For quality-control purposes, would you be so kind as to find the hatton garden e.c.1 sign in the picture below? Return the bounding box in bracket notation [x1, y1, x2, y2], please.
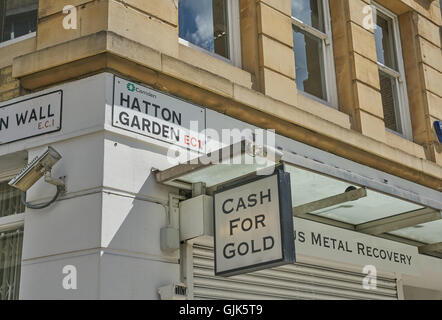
[213, 169, 295, 277]
[112, 76, 206, 153]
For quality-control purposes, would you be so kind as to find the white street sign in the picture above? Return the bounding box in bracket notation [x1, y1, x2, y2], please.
[113, 76, 206, 152]
[0, 91, 62, 145]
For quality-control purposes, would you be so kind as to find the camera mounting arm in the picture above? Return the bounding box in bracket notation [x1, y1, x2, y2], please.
[21, 168, 66, 210]
[43, 170, 66, 192]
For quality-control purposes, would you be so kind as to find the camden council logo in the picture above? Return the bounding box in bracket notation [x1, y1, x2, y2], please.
[127, 83, 136, 92]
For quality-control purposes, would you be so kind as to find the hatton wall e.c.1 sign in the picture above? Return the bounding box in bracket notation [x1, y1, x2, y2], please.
[0, 91, 62, 145]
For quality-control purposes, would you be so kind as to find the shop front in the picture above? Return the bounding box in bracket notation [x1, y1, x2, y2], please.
[1, 73, 441, 299]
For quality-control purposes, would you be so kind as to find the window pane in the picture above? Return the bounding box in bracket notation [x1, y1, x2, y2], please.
[5, 0, 37, 12]
[1, 0, 38, 42]
[0, 181, 25, 218]
[379, 71, 402, 133]
[212, 0, 230, 59]
[374, 13, 397, 70]
[293, 26, 327, 101]
[2, 22, 12, 42]
[179, 0, 230, 59]
[291, 0, 325, 32]
[0, 227, 24, 300]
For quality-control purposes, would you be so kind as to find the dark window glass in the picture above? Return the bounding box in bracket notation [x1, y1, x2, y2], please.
[291, 0, 324, 32]
[1, 0, 38, 43]
[2, 21, 12, 42]
[379, 71, 402, 133]
[179, 0, 230, 59]
[293, 26, 327, 101]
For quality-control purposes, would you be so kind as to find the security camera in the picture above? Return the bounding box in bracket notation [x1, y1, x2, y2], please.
[9, 146, 66, 210]
[9, 146, 62, 192]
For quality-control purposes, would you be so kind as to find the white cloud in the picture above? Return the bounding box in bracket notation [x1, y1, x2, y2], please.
[189, 12, 214, 51]
[291, 0, 312, 25]
[182, 0, 215, 52]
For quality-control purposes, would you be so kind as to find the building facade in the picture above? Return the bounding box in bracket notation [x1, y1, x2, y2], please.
[0, 0, 441, 300]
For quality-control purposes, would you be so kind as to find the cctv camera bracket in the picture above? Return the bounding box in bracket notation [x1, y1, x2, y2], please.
[43, 170, 66, 194]
[21, 168, 66, 210]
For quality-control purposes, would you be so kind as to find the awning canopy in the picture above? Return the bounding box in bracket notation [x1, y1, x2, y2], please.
[155, 140, 442, 258]
[155, 140, 282, 190]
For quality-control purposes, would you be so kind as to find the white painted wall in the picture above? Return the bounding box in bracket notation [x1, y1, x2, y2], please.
[13, 73, 181, 299]
[402, 254, 442, 293]
[403, 285, 442, 300]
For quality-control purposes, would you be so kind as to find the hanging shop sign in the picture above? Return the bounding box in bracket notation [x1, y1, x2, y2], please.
[0, 91, 63, 145]
[112, 76, 206, 152]
[213, 170, 295, 277]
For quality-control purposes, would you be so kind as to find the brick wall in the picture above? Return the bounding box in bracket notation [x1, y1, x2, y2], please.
[0, 66, 20, 103]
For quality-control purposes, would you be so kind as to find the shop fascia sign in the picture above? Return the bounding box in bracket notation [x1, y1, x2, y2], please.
[112, 76, 206, 153]
[213, 169, 295, 277]
[0, 91, 62, 145]
[294, 218, 420, 276]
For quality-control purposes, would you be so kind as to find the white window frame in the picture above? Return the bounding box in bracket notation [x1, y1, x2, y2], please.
[0, 170, 26, 231]
[291, 0, 338, 108]
[0, 211, 25, 233]
[372, 2, 413, 140]
[0, 31, 35, 49]
[178, 0, 242, 68]
[0, 172, 24, 301]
